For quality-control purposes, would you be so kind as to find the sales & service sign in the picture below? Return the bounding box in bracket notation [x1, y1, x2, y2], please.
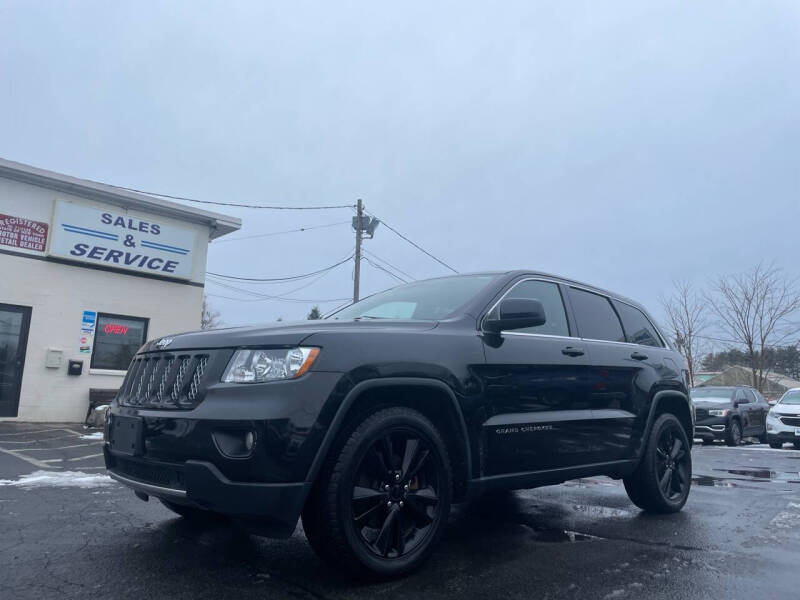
[0, 213, 49, 253]
[49, 200, 197, 280]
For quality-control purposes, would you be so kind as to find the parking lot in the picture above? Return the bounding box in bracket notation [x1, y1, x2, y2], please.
[1, 423, 799, 600]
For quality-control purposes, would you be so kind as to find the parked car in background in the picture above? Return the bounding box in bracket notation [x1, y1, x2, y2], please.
[766, 388, 800, 449]
[691, 386, 768, 446]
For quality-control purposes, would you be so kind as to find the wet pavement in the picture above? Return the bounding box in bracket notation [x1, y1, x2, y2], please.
[1, 423, 799, 599]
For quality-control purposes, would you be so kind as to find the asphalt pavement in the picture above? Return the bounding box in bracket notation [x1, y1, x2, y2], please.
[1, 422, 799, 599]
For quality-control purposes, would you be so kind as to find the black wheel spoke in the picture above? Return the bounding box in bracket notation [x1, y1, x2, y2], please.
[375, 507, 399, 556]
[670, 439, 683, 460]
[394, 510, 405, 556]
[405, 495, 434, 527]
[401, 438, 421, 480]
[659, 467, 672, 493]
[405, 450, 430, 483]
[408, 486, 438, 506]
[365, 447, 390, 478]
[380, 435, 397, 471]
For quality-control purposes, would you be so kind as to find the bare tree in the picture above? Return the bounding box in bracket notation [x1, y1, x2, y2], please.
[707, 263, 800, 392]
[661, 280, 708, 386]
[201, 294, 222, 330]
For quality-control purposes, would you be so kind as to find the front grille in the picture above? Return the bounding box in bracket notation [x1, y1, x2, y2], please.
[780, 416, 800, 427]
[118, 351, 215, 409]
[115, 457, 185, 490]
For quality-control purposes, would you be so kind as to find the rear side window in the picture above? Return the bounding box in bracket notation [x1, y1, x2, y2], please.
[488, 280, 570, 336]
[613, 301, 663, 347]
[567, 288, 625, 342]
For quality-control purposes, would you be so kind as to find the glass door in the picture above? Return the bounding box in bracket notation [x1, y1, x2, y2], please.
[0, 303, 32, 417]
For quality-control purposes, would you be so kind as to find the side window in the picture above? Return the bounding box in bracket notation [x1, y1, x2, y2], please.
[737, 389, 750, 403]
[613, 301, 663, 347]
[567, 288, 625, 342]
[488, 280, 570, 336]
[743, 389, 756, 403]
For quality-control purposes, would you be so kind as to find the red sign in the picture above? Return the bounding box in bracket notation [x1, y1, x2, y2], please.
[0, 213, 49, 253]
[103, 323, 129, 335]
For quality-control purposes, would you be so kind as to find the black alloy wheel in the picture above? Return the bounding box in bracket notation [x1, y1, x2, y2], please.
[302, 406, 452, 577]
[349, 430, 441, 559]
[623, 413, 692, 513]
[654, 426, 690, 502]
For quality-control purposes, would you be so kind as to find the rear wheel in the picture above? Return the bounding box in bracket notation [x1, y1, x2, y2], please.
[302, 407, 452, 578]
[794, 442, 800, 450]
[758, 430, 768, 444]
[726, 419, 742, 447]
[623, 413, 692, 514]
[769, 441, 783, 449]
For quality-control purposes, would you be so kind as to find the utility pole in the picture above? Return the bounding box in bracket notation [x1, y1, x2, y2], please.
[353, 199, 363, 303]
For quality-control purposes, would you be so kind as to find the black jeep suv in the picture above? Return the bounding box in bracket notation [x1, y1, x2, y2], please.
[104, 271, 693, 577]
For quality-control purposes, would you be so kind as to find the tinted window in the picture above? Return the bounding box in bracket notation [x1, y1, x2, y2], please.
[568, 288, 625, 342]
[743, 389, 756, 403]
[736, 389, 749, 403]
[488, 280, 570, 336]
[613, 301, 663, 347]
[91, 314, 148, 371]
[333, 275, 494, 321]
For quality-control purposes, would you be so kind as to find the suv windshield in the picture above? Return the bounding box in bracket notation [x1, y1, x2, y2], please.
[332, 275, 495, 321]
[690, 389, 733, 404]
[779, 390, 800, 405]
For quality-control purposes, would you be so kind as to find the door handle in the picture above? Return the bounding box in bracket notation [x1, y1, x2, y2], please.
[630, 351, 648, 361]
[562, 346, 585, 357]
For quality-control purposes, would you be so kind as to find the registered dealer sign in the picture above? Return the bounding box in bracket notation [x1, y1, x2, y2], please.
[48, 199, 197, 280]
[0, 213, 49, 253]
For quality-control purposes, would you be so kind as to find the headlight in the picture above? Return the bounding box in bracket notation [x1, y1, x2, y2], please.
[708, 409, 728, 417]
[222, 347, 320, 383]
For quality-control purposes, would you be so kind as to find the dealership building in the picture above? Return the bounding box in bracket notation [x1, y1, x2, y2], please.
[0, 158, 240, 422]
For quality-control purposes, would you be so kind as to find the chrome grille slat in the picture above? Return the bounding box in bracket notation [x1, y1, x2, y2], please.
[118, 352, 214, 410]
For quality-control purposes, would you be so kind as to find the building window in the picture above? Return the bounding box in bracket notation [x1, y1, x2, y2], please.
[90, 313, 149, 371]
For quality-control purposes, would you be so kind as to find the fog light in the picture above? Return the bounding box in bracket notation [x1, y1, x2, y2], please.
[245, 431, 255, 451]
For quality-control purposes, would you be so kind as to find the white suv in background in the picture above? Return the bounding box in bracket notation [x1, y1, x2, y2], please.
[767, 388, 800, 449]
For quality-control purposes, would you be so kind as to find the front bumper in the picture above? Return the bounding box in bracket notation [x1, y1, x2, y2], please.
[694, 419, 727, 440]
[104, 446, 309, 536]
[767, 415, 800, 443]
[103, 370, 344, 536]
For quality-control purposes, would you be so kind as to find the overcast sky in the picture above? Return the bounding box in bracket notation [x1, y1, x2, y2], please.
[2, 1, 799, 336]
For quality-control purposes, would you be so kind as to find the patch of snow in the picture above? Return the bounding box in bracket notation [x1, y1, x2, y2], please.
[80, 432, 104, 440]
[0, 470, 114, 489]
[93, 405, 109, 411]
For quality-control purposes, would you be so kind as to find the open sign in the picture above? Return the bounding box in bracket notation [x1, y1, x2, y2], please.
[103, 323, 129, 335]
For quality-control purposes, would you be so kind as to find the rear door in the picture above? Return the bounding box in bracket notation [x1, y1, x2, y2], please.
[564, 288, 667, 464]
[479, 278, 594, 475]
[738, 389, 758, 434]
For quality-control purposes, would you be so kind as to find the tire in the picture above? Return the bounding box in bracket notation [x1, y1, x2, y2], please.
[759, 430, 768, 444]
[725, 419, 742, 447]
[302, 406, 452, 578]
[701, 439, 714, 446]
[794, 442, 800, 450]
[623, 413, 692, 514]
[159, 499, 223, 521]
[769, 441, 783, 449]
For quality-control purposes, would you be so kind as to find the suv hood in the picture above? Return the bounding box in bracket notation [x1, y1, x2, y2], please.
[693, 401, 733, 410]
[139, 319, 438, 352]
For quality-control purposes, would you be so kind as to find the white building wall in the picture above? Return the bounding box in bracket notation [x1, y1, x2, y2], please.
[0, 176, 211, 422]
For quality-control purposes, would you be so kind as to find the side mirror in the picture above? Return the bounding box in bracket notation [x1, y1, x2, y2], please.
[484, 298, 546, 333]
[769, 400, 777, 406]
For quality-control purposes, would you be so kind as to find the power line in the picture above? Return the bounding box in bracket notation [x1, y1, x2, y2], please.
[212, 221, 350, 244]
[111, 184, 355, 210]
[366, 211, 458, 274]
[207, 292, 350, 304]
[363, 249, 416, 281]
[207, 278, 350, 303]
[364, 256, 407, 284]
[207, 254, 353, 282]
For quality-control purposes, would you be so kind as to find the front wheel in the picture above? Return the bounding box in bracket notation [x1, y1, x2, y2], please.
[623, 413, 692, 514]
[769, 441, 783, 449]
[726, 419, 742, 447]
[302, 407, 452, 578]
